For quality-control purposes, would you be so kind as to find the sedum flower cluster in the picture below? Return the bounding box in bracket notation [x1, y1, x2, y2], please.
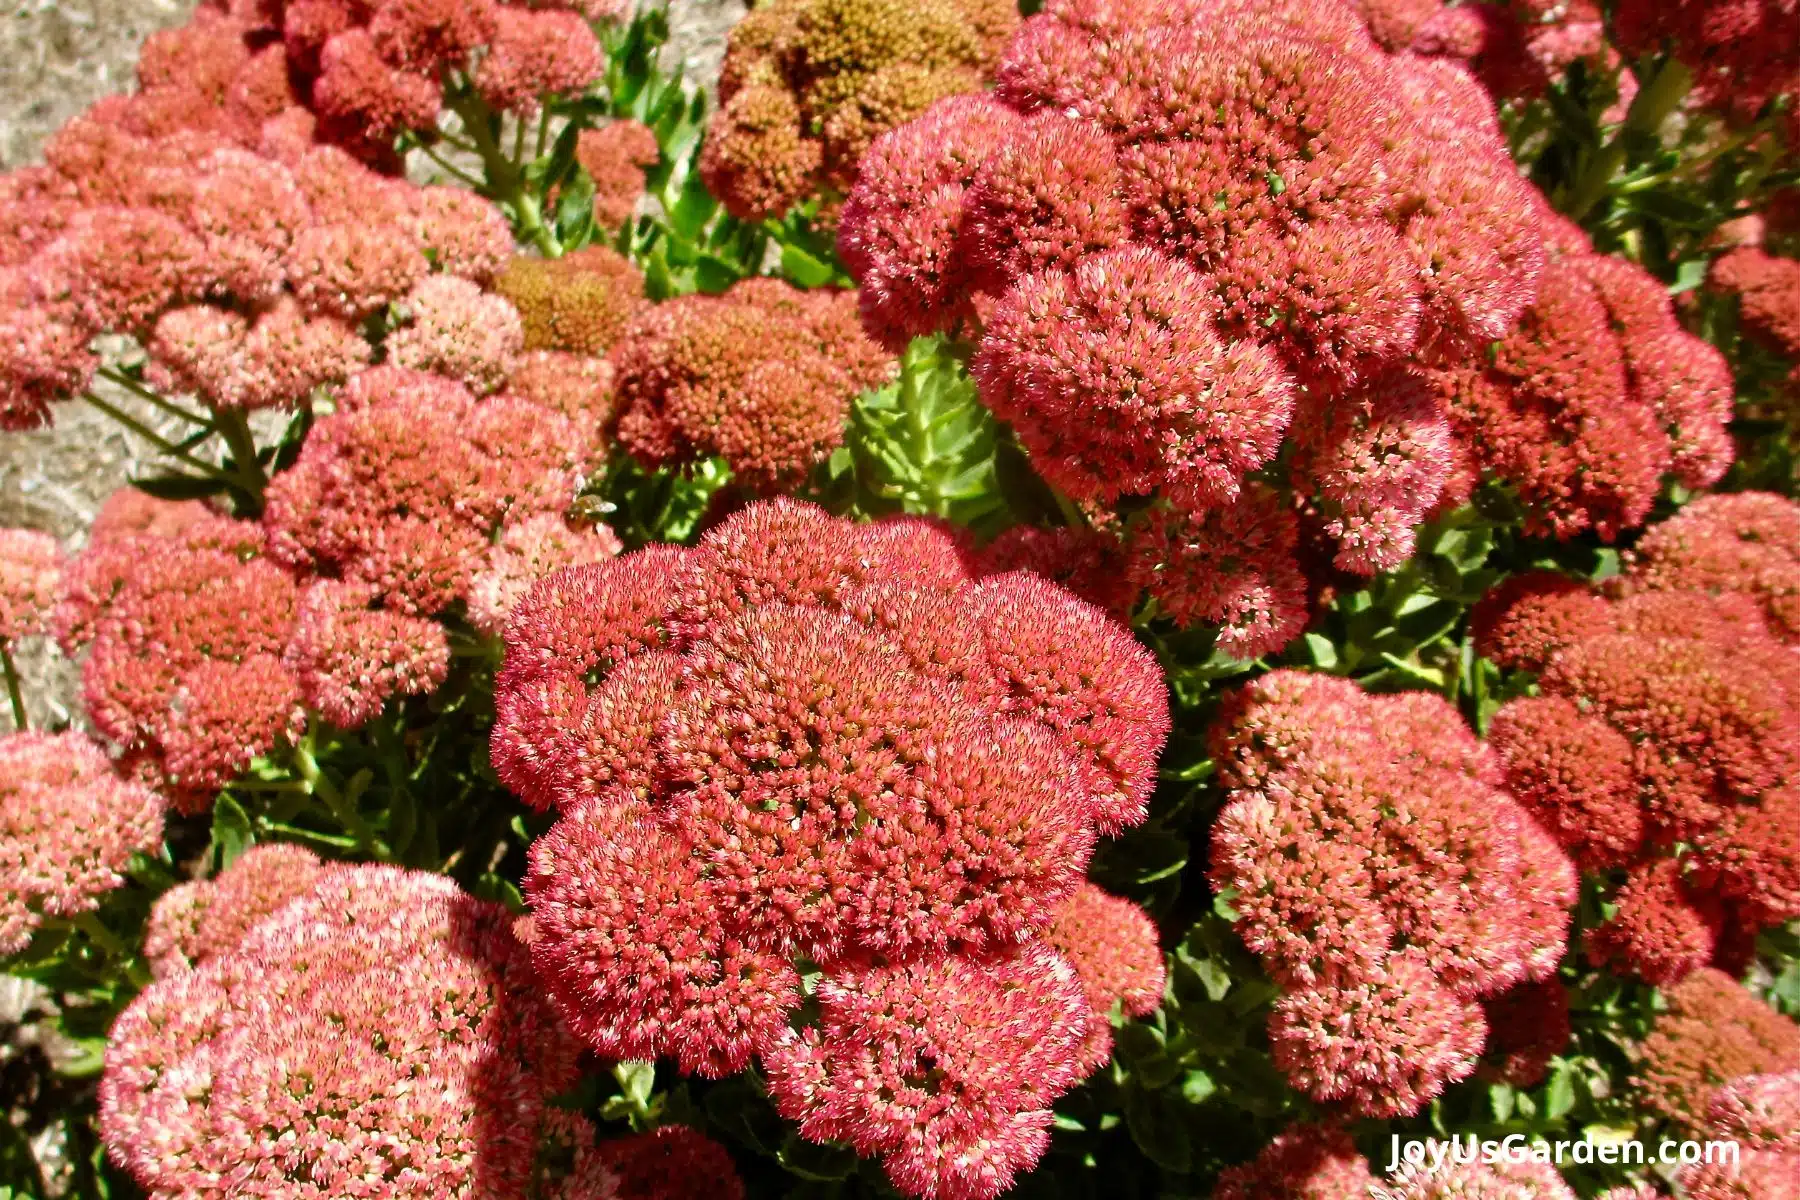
[102, 856, 744, 1198]
[1479, 493, 1800, 984]
[498, 499, 1169, 1199]
[838, 0, 1549, 653]
[610, 278, 895, 492]
[701, 0, 1020, 221]
[0, 731, 163, 956]
[1208, 670, 1577, 1116]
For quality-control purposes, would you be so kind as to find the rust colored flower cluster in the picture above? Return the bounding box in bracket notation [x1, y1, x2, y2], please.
[493, 246, 649, 357]
[1479, 497, 1800, 984]
[610, 279, 894, 493]
[576, 121, 660, 229]
[1635, 968, 1800, 1135]
[499, 500, 1170, 1199]
[838, 0, 1549, 644]
[1209, 670, 1577, 1116]
[1614, 0, 1800, 124]
[55, 501, 306, 808]
[701, 0, 1019, 221]
[99, 862, 662, 1199]
[264, 363, 599, 623]
[0, 72, 518, 426]
[1435, 211, 1734, 541]
[1682, 1070, 1800, 1200]
[0, 527, 60, 642]
[0, 731, 163, 957]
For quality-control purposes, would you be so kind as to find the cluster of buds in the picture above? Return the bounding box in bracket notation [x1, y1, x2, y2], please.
[1711, 245, 1800, 395]
[498, 500, 1169, 1199]
[1209, 670, 1577, 1117]
[1479, 493, 1800, 984]
[610, 278, 895, 492]
[1435, 208, 1734, 541]
[837, 0, 1550, 655]
[701, 0, 1019, 221]
[102, 858, 740, 1198]
[0, 731, 163, 957]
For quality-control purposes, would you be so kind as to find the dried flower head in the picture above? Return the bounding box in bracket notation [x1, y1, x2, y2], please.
[1637, 968, 1800, 1136]
[701, 0, 1019, 220]
[492, 248, 648, 356]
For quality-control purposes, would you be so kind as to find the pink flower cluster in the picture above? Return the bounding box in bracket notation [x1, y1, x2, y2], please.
[0, 528, 61, 642]
[142, 843, 325, 977]
[0, 74, 518, 426]
[100, 860, 678, 1199]
[264, 363, 608, 632]
[838, 0, 1548, 636]
[1209, 670, 1577, 1117]
[1436, 210, 1734, 541]
[1479, 494, 1800, 984]
[610, 279, 895, 492]
[575, 121, 661, 229]
[497, 499, 1170, 1199]
[55, 498, 308, 808]
[0, 731, 163, 957]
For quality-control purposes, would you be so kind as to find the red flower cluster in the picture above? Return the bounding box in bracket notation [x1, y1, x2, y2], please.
[567, 1126, 746, 1200]
[1625, 491, 1800, 646]
[98, 862, 650, 1199]
[701, 0, 1020, 221]
[0, 731, 163, 957]
[1614, 0, 1800, 124]
[1479, 978, 1572, 1088]
[1711, 245, 1800, 394]
[1214, 1125, 1380, 1200]
[1042, 881, 1166, 1070]
[1209, 670, 1576, 1116]
[1682, 1070, 1800, 1200]
[264, 363, 598, 619]
[0, 527, 60, 642]
[0, 75, 517, 426]
[500, 500, 1170, 1199]
[1435, 211, 1734, 541]
[143, 843, 324, 977]
[838, 0, 1549, 635]
[55, 502, 305, 808]
[1635, 968, 1800, 1135]
[971, 524, 1136, 620]
[611, 279, 894, 493]
[1358, 2, 1621, 108]
[493, 247, 649, 357]
[1479, 498, 1800, 983]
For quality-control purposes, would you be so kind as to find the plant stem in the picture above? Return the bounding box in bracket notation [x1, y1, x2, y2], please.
[81, 391, 236, 484]
[213, 407, 269, 506]
[97, 367, 211, 426]
[293, 729, 388, 859]
[449, 90, 563, 257]
[72, 911, 127, 957]
[1563, 55, 1693, 222]
[1, 639, 26, 731]
[418, 142, 486, 189]
[535, 107, 553, 159]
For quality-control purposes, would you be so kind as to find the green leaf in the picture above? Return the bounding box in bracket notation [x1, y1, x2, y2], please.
[776, 1134, 859, 1182]
[1545, 1062, 1577, 1119]
[130, 472, 230, 502]
[211, 794, 254, 870]
[474, 872, 525, 914]
[1180, 1070, 1217, 1105]
[1670, 258, 1709, 294]
[780, 244, 837, 288]
[669, 171, 717, 242]
[1123, 1087, 1192, 1174]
